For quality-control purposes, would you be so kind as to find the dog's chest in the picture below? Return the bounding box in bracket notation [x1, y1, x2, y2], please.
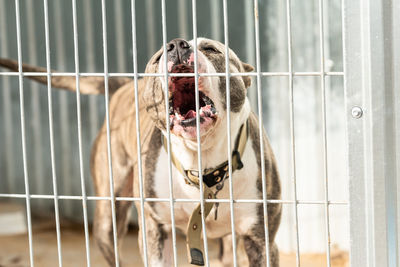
[150, 138, 260, 237]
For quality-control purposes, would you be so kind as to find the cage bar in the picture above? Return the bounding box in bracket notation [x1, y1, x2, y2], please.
[14, 0, 35, 266]
[130, 0, 149, 265]
[25, 0, 45, 203]
[71, 0, 92, 265]
[285, 0, 301, 266]
[100, 1, 120, 265]
[253, 0, 272, 265]
[222, 0, 239, 265]
[43, 0, 64, 265]
[160, 0, 179, 265]
[191, 0, 212, 266]
[317, 0, 332, 266]
[0, 71, 345, 77]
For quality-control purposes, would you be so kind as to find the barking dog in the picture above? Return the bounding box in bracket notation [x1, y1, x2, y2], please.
[0, 38, 281, 267]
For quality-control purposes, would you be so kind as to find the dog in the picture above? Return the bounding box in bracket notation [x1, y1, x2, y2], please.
[0, 37, 281, 267]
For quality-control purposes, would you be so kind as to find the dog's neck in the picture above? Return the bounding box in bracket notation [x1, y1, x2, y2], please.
[165, 99, 252, 171]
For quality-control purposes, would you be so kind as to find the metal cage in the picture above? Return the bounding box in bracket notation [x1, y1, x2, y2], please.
[0, 0, 399, 266]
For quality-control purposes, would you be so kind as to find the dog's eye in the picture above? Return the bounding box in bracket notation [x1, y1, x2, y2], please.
[203, 46, 220, 53]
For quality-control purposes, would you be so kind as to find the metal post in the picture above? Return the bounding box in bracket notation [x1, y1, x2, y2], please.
[343, 0, 400, 266]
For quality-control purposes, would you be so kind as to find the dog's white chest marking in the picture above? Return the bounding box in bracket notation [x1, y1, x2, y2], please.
[152, 136, 259, 238]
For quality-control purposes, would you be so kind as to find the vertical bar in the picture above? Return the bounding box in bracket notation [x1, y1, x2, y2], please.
[71, 0, 91, 265]
[100, 1, 120, 266]
[130, 0, 149, 265]
[344, 0, 399, 266]
[0, 1, 16, 194]
[394, 0, 400, 262]
[82, 0, 100, 141]
[253, 1, 271, 266]
[160, 1, 179, 265]
[25, 0, 45, 201]
[222, 0, 238, 266]
[53, 0, 73, 214]
[43, 0, 63, 265]
[14, 1, 35, 265]
[191, 0, 211, 266]
[317, 0, 332, 266]
[285, 0, 301, 266]
[245, 0, 256, 107]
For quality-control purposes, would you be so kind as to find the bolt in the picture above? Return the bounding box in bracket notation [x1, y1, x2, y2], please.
[351, 106, 363, 119]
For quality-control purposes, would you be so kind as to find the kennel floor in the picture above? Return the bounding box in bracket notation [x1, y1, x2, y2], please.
[0, 217, 348, 267]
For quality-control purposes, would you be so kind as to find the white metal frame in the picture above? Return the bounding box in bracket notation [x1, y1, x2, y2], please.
[343, 0, 400, 266]
[4, 0, 400, 266]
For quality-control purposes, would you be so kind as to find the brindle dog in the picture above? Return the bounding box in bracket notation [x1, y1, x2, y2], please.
[0, 38, 281, 267]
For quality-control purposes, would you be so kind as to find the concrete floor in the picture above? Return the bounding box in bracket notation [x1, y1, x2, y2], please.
[0, 218, 348, 267]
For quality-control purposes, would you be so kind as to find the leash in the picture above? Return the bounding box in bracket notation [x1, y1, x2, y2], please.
[162, 119, 249, 266]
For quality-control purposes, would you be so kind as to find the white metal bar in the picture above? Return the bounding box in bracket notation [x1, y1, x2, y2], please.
[0, 1, 16, 194]
[222, 1, 238, 266]
[0, 193, 348, 205]
[253, 0, 271, 265]
[0, 71, 345, 77]
[286, 0, 301, 266]
[53, 0, 73, 215]
[130, 0, 149, 265]
[71, 0, 92, 265]
[82, 0, 100, 141]
[394, 0, 400, 263]
[160, 1, 179, 266]
[191, 1, 211, 266]
[245, 0, 256, 107]
[25, 0, 45, 201]
[317, 0, 332, 266]
[43, 0, 63, 265]
[100, 1, 120, 266]
[14, 1, 35, 266]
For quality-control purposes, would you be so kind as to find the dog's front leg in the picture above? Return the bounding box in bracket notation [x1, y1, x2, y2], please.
[242, 226, 279, 267]
[137, 210, 173, 267]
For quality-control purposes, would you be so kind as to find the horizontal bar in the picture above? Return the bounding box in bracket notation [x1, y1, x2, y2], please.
[0, 193, 347, 205]
[0, 71, 345, 77]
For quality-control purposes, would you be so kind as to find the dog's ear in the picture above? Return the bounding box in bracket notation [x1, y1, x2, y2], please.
[242, 62, 254, 88]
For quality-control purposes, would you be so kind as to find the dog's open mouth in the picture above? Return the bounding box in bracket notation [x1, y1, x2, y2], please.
[168, 64, 217, 132]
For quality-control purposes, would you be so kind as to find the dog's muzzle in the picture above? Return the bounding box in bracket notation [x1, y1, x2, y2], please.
[164, 39, 218, 138]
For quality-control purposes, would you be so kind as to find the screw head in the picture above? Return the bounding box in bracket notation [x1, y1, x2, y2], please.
[351, 106, 363, 119]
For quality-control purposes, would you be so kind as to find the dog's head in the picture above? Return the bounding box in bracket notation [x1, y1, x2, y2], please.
[143, 37, 254, 141]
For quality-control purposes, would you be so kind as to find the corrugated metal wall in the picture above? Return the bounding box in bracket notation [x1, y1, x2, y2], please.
[0, 0, 346, 252]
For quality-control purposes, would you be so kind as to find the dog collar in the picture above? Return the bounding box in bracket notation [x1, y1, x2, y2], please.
[162, 119, 249, 188]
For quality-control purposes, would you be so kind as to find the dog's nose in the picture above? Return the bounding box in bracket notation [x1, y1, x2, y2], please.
[167, 38, 191, 64]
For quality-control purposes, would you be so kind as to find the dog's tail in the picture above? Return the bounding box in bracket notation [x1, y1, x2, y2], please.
[0, 58, 132, 95]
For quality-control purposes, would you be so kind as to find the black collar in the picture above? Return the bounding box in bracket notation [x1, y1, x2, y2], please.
[162, 119, 249, 188]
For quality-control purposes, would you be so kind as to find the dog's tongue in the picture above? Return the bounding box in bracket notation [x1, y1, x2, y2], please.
[184, 110, 196, 119]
